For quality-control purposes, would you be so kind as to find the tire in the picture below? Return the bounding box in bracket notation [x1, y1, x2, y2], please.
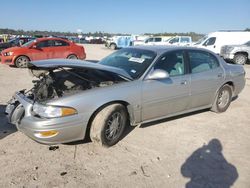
[110, 43, 117, 50]
[67, 54, 78, 59]
[14, 56, 29, 68]
[233, 54, 247, 65]
[90, 104, 128, 147]
[211, 84, 232, 113]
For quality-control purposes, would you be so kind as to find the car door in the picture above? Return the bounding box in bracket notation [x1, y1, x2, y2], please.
[141, 50, 191, 121]
[188, 50, 225, 109]
[29, 40, 51, 60]
[49, 39, 70, 58]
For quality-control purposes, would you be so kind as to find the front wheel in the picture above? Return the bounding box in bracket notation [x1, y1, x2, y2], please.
[233, 54, 247, 65]
[110, 43, 117, 50]
[15, 56, 29, 68]
[90, 104, 128, 147]
[211, 85, 232, 113]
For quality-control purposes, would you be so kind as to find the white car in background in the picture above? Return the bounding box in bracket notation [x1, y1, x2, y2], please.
[165, 36, 192, 46]
[143, 36, 171, 45]
[141, 36, 192, 46]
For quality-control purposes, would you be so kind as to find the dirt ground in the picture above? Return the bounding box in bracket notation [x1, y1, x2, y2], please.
[0, 44, 250, 188]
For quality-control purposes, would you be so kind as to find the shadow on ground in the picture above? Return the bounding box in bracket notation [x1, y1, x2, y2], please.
[0, 105, 17, 140]
[181, 138, 238, 188]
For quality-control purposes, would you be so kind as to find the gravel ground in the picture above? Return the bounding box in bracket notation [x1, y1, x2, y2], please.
[0, 44, 249, 188]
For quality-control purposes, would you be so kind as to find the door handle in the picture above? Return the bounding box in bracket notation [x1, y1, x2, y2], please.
[180, 80, 187, 85]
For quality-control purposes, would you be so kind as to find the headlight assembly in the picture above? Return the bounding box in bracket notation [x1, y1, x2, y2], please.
[32, 103, 77, 118]
[4, 52, 14, 56]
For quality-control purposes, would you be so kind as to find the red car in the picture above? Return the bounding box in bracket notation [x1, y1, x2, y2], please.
[0, 37, 86, 68]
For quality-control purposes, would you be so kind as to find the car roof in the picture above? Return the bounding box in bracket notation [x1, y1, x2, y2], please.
[36, 37, 70, 42]
[127, 45, 215, 55]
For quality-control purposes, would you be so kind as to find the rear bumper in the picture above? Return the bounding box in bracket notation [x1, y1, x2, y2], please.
[6, 92, 88, 144]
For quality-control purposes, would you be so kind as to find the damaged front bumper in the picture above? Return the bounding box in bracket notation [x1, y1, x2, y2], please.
[5, 91, 87, 144]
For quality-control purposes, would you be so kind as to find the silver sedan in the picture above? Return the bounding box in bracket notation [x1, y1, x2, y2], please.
[5, 46, 245, 146]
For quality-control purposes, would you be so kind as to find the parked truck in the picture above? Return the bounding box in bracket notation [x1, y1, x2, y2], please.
[105, 36, 133, 50]
[220, 40, 250, 64]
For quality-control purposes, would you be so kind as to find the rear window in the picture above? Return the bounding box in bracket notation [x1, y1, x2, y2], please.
[188, 51, 219, 73]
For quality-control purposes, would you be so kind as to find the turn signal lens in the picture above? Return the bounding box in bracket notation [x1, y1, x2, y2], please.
[36, 130, 58, 137]
[61, 107, 77, 116]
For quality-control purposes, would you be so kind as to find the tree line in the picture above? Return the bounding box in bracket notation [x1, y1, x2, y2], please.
[0, 28, 249, 41]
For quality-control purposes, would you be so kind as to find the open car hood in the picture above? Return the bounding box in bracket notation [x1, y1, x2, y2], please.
[28, 59, 133, 81]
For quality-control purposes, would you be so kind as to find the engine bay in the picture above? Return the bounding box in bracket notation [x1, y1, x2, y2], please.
[28, 67, 125, 102]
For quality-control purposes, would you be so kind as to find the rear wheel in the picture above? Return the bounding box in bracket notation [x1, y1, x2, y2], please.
[67, 54, 78, 59]
[211, 85, 232, 113]
[90, 104, 128, 147]
[233, 54, 247, 65]
[15, 56, 29, 68]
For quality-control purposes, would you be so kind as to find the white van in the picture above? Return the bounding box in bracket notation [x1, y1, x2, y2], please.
[194, 31, 250, 54]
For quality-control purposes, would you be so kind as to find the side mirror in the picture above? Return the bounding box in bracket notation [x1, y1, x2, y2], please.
[146, 69, 169, 80]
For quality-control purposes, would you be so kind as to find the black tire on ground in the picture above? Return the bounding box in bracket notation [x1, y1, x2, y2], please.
[233, 54, 247, 65]
[14, 56, 30, 68]
[110, 43, 117, 50]
[90, 104, 128, 147]
[211, 84, 232, 113]
[67, 54, 78, 59]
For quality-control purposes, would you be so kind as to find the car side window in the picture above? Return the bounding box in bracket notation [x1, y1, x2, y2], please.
[180, 37, 190, 43]
[36, 40, 50, 48]
[188, 51, 219, 73]
[147, 38, 153, 43]
[203, 37, 216, 46]
[154, 51, 185, 76]
[155, 38, 162, 42]
[54, 40, 69, 47]
[169, 37, 179, 44]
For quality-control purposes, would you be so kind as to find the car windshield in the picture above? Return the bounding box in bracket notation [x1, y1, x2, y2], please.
[22, 39, 36, 47]
[195, 35, 208, 45]
[99, 48, 157, 79]
[244, 41, 250, 46]
[8, 38, 18, 44]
